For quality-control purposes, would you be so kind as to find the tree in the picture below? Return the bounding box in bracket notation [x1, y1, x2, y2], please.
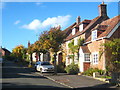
[21, 47, 27, 60]
[103, 39, 120, 85]
[76, 38, 84, 61]
[33, 41, 47, 61]
[68, 38, 84, 63]
[12, 45, 25, 61]
[27, 44, 34, 66]
[103, 39, 120, 72]
[68, 40, 78, 63]
[39, 27, 65, 74]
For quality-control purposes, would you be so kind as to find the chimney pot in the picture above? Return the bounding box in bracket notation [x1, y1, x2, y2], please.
[98, 2, 107, 16]
[76, 16, 80, 24]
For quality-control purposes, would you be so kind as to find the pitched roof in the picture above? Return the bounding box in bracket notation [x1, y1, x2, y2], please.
[63, 22, 76, 36]
[81, 46, 90, 53]
[65, 16, 109, 41]
[1, 48, 11, 53]
[85, 15, 120, 42]
[98, 15, 120, 38]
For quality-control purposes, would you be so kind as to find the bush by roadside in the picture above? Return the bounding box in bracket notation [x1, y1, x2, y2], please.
[57, 64, 66, 73]
[83, 68, 105, 76]
[65, 63, 79, 75]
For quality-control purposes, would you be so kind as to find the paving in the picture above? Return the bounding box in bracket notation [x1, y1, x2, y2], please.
[40, 73, 119, 89]
[3, 60, 119, 89]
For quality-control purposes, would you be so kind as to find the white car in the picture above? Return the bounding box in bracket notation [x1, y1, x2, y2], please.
[36, 61, 54, 73]
[34, 61, 41, 69]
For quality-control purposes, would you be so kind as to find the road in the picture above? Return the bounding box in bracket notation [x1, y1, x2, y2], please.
[2, 60, 68, 89]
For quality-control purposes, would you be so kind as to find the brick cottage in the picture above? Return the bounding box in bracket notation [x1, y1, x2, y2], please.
[60, 2, 120, 72]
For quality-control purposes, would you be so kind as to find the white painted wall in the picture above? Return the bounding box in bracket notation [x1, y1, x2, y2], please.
[66, 41, 70, 50]
[66, 56, 69, 66]
[40, 53, 44, 61]
[32, 52, 36, 62]
[79, 47, 84, 72]
[74, 37, 78, 45]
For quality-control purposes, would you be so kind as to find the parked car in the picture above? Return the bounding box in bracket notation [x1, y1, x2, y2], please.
[34, 61, 41, 69]
[36, 61, 54, 73]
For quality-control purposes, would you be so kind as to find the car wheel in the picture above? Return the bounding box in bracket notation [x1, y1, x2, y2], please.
[40, 68, 42, 73]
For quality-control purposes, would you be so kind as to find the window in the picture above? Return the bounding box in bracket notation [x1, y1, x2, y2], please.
[84, 53, 90, 62]
[93, 53, 98, 64]
[79, 24, 84, 32]
[41, 62, 51, 65]
[72, 28, 76, 35]
[92, 30, 97, 41]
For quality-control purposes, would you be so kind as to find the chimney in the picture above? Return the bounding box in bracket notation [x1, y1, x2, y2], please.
[98, 2, 107, 16]
[57, 25, 61, 30]
[28, 41, 30, 47]
[76, 16, 80, 24]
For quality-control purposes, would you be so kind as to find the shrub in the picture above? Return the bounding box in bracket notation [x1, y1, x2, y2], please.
[65, 63, 79, 75]
[97, 69, 105, 75]
[83, 68, 95, 76]
[57, 65, 65, 73]
[83, 68, 105, 76]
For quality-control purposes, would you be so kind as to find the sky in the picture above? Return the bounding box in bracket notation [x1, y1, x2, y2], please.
[1, 1, 119, 52]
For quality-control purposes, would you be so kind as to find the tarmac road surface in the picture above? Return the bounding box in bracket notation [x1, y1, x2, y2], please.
[2, 60, 68, 89]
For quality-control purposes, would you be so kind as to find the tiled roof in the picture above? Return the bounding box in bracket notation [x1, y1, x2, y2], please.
[1, 48, 11, 53]
[98, 15, 120, 38]
[81, 46, 90, 53]
[65, 16, 109, 41]
[85, 15, 120, 42]
[63, 22, 76, 36]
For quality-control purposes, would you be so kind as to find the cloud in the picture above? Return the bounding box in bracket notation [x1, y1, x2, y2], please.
[14, 20, 21, 25]
[22, 15, 71, 30]
[22, 19, 41, 30]
[36, 2, 43, 6]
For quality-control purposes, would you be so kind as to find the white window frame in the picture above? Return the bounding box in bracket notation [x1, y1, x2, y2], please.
[72, 28, 76, 35]
[84, 53, 90, 62]
[79, 24, 84, 32]
[92, 30, 97, 41]
[92, 53, 99, 64]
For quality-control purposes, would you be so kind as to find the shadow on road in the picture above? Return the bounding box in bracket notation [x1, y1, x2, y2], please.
[2, 82, 67, 89]
[2, 60, 40, 79]
[2, 60, 69, 89]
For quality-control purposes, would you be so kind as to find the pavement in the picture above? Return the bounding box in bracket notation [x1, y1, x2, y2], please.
[5, 60, 119, 89]
[40, 73, 119, 89]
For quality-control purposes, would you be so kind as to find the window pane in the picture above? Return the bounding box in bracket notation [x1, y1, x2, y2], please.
[93, 53, 98, 64]
[85, 54, 90, 61]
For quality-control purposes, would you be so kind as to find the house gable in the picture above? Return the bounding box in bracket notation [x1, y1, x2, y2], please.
[84, 15, 120, 44]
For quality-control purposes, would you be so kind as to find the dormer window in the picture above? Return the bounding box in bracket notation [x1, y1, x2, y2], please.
[72, 28, 76, 35]
[79, 24, 83, 32]
[92, 30, 97, 41]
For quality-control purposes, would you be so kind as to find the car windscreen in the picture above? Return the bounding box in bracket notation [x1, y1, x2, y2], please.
[41, 62, 51, 65]
[36, 62, 41, 64]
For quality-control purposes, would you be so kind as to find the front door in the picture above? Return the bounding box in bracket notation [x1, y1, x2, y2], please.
[83, 62, 90, 71]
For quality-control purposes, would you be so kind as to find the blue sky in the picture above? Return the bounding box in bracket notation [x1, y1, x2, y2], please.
[1, 2, 119, 52]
